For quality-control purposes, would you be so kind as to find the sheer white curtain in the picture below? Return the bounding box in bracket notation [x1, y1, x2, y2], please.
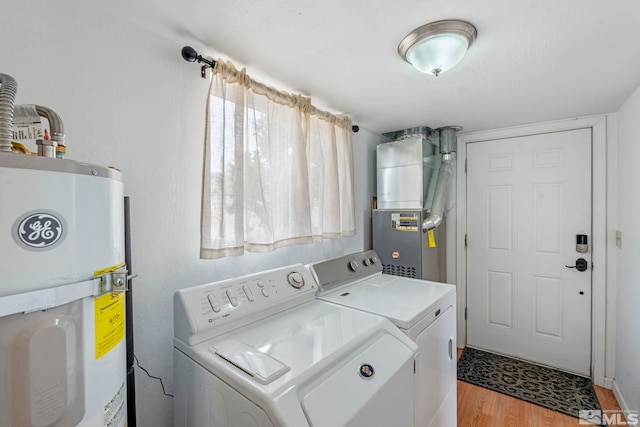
[201, 60, 355, 259]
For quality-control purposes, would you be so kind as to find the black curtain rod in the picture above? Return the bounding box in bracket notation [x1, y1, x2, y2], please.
[181, 46, 359, 133]
[181, 46, 216, 78]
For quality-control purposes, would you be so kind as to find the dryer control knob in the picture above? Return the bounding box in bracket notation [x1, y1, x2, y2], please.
[348, 260, 359, 271]
[287, 272, 305, 288]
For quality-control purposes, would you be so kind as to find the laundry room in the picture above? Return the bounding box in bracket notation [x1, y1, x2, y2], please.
[1, 1, 639, 426]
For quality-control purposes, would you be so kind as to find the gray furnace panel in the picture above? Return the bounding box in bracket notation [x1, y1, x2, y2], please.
[372, 209, 446, 282]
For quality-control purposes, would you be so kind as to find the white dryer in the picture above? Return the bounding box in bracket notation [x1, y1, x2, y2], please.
[310, 250, 457, 427]
[173, 264, 418, 427]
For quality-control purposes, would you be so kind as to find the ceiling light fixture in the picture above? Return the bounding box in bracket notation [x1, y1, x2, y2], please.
[398, 19, 477, 76]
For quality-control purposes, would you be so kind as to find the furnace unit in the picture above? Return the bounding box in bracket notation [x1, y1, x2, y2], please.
[372, 126, 458, 282]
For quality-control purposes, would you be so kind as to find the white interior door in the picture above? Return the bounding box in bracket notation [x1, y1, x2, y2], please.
[466, 128, 592, 376]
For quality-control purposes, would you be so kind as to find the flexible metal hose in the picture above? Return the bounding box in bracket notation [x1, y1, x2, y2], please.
[35, 105, 65, 146]
[422, 126, 459, 232]
[0, 73, 18, 152]
[422, 154, 455, 231]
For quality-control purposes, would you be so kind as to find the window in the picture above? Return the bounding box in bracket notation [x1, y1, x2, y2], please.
[200, 61, 355, 259]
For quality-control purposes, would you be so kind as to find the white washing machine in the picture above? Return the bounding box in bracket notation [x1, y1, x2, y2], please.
[310, 250, 457, 427]
[173, 264, 419, 427]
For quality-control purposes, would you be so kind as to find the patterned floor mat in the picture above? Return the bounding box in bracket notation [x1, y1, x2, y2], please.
[457, 347, 605, 425]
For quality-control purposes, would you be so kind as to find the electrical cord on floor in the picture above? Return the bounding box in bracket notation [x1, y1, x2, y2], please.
[134, 354, 174, 398]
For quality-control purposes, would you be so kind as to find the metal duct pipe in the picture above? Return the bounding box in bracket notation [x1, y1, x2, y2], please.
[439, 125, 458, 154]
[422, 126, 460, 232]
[382, 126, 432, 141]
[35, 104, 65, 147]
[0, 73, 18, 152]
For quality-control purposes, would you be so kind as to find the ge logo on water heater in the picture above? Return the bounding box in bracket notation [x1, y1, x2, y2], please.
[13, 210, 67, 251]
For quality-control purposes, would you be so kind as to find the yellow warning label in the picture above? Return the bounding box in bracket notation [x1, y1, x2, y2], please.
[427, 229, 436, 247]
[95, 292, 125, 360]
[94, 261, 126, 278]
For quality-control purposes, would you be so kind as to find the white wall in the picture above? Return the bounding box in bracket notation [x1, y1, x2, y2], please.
[614, 86, 640, 413]
[1, 2, 383, 425]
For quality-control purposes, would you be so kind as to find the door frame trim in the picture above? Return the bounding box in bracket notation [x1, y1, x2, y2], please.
[456, 115, 607, 385]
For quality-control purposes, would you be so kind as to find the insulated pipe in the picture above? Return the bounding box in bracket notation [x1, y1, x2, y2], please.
[422, 126, 459, 232]
[0, 73, 18, 152]
[35, 104, 65, 147]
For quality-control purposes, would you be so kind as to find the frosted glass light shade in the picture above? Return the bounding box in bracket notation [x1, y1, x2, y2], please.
[399, 20, 477, 76]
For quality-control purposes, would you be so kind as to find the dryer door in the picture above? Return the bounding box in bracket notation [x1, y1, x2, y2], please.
[301, 334, 415, 427]
[415, 303, 456, 427]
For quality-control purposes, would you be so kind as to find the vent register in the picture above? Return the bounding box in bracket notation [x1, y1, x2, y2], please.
[382, 264, 417, 279]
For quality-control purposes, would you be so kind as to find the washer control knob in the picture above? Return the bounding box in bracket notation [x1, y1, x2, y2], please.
[363, 258, 371, 266]
[207, 294, 221, 313]
[287, 272, 305, 289]
[348, 260, 359, 271]
[242, 285, 255, 302]
[370, 256, 378, 264]
[225, 290, 239, 307]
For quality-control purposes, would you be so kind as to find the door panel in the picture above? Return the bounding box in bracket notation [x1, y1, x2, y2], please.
[466, 128, 592, 375]
[487, 271, 513, 328]
[488, 186, 512, 250]
[533, 276, 563, 338]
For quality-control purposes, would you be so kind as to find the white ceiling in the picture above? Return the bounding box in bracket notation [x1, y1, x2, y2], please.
[119, 0, 640, 134]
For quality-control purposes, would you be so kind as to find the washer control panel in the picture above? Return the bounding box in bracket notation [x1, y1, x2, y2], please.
[174, 264, 316, 344]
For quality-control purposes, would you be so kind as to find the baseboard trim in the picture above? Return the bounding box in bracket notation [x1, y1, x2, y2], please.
[612, 380, 631, 413]
[604, 377, 615, 390]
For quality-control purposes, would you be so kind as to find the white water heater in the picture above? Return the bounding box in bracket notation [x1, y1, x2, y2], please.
[0, 154, 128, 427]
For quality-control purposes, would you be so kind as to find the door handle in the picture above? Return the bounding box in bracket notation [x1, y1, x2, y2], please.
[565, 258, 588, 272]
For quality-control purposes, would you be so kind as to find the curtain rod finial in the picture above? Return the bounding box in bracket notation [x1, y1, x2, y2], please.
[182, 46, 198, 62]
[352, 125, 359, 133]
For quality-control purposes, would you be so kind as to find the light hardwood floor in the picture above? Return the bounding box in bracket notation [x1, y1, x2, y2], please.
[456, 348, 623, 426]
